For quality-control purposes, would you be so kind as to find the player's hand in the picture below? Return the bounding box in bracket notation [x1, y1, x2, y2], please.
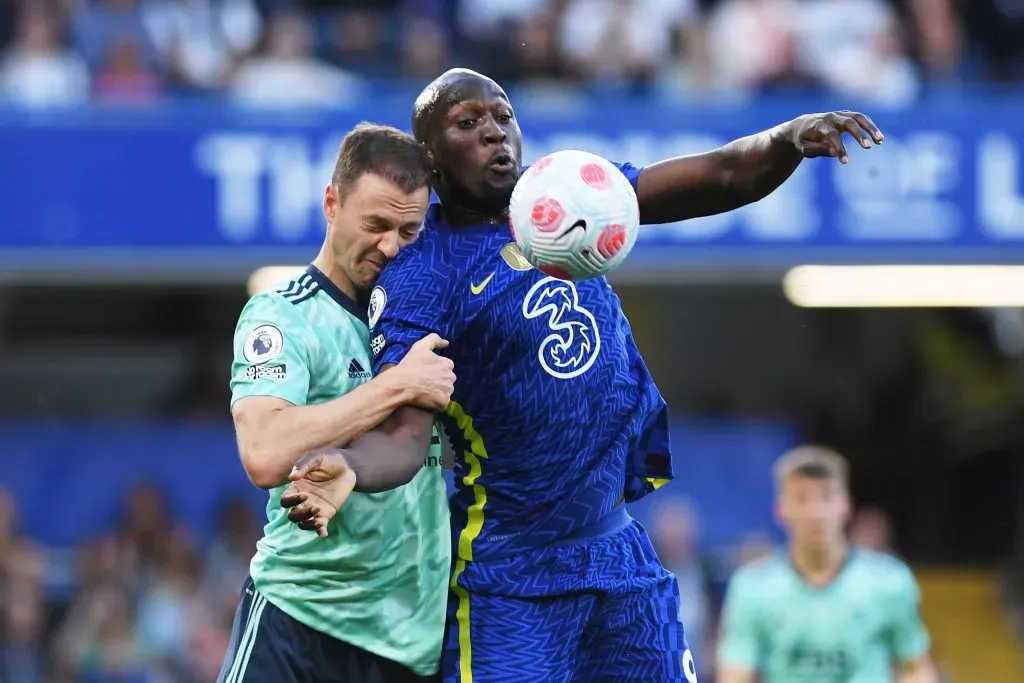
[788, 111, 884, 165]
[393, 333, 456, 412]
[280, 449, 356, 537]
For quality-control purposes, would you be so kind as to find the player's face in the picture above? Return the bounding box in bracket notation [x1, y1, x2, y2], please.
[323, 173, 429, 294]
[432, 79, 522, 212]
[777, 474, 850, 547]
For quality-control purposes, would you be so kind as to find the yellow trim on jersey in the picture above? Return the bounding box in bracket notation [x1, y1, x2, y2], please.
[445, 400, 489, 682]
[446, 400, 489, 561]
[449, 559, 473, 682]
[645, 477, 670, 490]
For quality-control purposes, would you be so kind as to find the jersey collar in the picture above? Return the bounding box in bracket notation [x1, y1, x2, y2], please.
[305, 264, 368, 325]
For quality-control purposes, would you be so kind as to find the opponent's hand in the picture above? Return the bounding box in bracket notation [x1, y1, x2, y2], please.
[280, 449, 356, 537]
[392, 333, 456, 412]
[788, 111, 884, 165]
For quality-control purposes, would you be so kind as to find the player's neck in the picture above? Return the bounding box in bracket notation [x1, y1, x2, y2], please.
[312, 249, 360, 304]
[441, 202, 509, 228]
[790, 541, 849, 587]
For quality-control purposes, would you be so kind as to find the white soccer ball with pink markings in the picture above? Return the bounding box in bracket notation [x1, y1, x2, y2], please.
[508, 150, 640, 281]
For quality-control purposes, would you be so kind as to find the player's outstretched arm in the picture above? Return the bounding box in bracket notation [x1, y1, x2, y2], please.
[635, 111, 885, 224]
[233, 335, 454, 489]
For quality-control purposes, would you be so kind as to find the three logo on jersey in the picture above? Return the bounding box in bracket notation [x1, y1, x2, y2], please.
[522, 277, 601, 379]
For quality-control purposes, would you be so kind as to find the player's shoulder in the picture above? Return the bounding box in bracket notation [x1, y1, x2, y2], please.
[609, 159, 643, 184]
[851, 549, 918, 589]
[235, 271, 330, 349]
[241, 271, 320, 320]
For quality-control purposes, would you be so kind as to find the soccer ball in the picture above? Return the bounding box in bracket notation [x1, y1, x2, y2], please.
[508, 150, 640, 281]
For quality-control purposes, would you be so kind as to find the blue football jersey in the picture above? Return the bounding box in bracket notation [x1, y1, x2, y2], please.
[369, 161, 673, 563]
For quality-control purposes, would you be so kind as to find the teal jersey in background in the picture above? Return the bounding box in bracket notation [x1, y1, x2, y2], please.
[717, 549, 930, 683]
[229, 265, 450, 677]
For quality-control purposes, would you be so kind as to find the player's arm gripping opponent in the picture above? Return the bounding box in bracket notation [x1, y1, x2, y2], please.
[233, 333, 453, 489]
[636, 111, 884, 223]
[280, 343, 446, 536]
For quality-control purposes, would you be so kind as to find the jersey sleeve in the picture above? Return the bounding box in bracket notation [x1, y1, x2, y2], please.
[611, 161, 643, 193]
[887, 563, 931, 663]
[230, 293, 314, 408]
[716, 570, 764, 672]
[369, 245, 454, 373]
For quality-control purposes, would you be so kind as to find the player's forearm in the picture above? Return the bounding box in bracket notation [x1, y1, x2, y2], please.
[241, 377, 411, 488]
[713, 121, 805, 205]
[637, 121, 802, 223]
[342, 406, 435, 493]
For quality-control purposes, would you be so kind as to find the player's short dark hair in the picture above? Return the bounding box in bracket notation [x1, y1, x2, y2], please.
[332, 123, 432, 200]
[773, 445, 849, 493]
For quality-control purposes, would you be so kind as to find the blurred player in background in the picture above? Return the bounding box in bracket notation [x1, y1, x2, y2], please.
[717, 446, 937, 683]
[283, 69, 884, 682]
[222, 123, 455, 683]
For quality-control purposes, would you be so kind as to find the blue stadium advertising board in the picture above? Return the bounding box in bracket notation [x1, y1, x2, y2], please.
[2, 97, 1024, 273]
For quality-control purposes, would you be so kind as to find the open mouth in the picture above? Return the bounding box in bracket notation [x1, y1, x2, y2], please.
[488, 152, 515, 174]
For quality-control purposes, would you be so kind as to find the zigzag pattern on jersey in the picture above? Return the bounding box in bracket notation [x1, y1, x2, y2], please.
[373, 210, 670, 566]
[276, 272, 319, 305]
[442, 519, 689, 681]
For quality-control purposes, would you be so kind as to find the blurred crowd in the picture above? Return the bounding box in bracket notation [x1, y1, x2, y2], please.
[0, 479, 903, 683]
[0, 485, 259, 683]
[0, 0, 1023, 109]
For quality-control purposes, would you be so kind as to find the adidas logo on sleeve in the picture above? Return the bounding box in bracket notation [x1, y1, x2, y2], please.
[348, 358, 372, 380]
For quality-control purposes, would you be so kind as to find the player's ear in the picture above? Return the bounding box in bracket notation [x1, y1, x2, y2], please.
[772, 497, 786, 527]
[420, 144, 437, 175]
[323, 184, 338, 222]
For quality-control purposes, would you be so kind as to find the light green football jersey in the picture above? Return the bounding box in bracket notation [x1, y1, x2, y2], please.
[229, 266, 450, 676]
[717, 549, 930, 683]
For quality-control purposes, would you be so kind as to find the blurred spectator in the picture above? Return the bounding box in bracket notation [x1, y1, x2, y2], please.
[399, 15, 449, 80]
[958, 0, 1024, 82]
[320, 0, 399, 78]
[796, 0, 920, 106]
[200, 497, 259, 603]
[559, 0, 697, 87]
[704, 0, 817, 94]
[906, 0, 962, 80]
[649, 499, 712, 677]
[0, 3, 90, 107]
[134, 529, 203, 667]
[229, 10, 363, 108]
[513, 6, 565, 84]
[850, 505, 894, 553]
[71, 0, 160, 74]
[53, 587, 150, 683]
[2, 581, 44, 683]
[1, 488, 45, 683]
[455, 0, 552, 81]
[140, 0, 263, 93]
[92, 37, 163, 104]
[117, 484, 172, 594]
